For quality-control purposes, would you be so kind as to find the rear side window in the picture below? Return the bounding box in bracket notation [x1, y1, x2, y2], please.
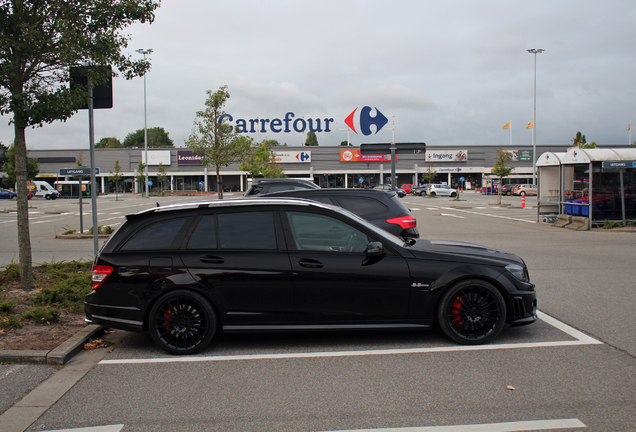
[337, 196, 389, 216]
[121, 218, 187, 250]
[218, 211, 277, 250]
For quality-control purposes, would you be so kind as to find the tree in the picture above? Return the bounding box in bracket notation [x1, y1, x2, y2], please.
[420, 163, 437, 185]
[305, 131, 319, 146]
[185, 86, 251, 199]
[96, 137, 123, 148]
[0, 0, 159, 290]
[109, 160, 123, 201]
[156, 163, 167, 194]
[262, 139, 281, 147]
[123, 127, 174, 148]
[135, 162, 147, 194]
[239, 140, 285, 180]
[572, 131, 587, 147]
[492, 149, 514, 205]
[1, 143, 39, 188]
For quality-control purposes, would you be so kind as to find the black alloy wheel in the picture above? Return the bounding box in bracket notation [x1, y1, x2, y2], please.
[149, 290, 217, 355]
[437, 279, 506, 345]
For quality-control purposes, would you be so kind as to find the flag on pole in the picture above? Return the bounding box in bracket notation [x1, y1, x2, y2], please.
[526, 121, 533, 130]
[629, 121, 631, 131]
[503, 121, 511, 130]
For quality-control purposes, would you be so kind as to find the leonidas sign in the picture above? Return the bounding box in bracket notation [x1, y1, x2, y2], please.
[177, 150, 204, 165]
[340, 150, 393, 162]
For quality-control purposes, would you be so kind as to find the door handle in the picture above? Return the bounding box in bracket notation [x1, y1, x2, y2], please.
[299, 259, 324, 268]
[200, 255, 224, 264]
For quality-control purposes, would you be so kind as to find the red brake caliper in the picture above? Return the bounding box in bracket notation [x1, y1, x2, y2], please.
[163, 307, 172, 332]
[451, 296, 463, 329]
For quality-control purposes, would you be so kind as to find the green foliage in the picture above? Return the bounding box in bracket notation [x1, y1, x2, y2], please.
[110, 160, 123, 200]
[87, 225, 113, 234]
[135, 162, 148, 190]
[96, 137, 123, 148]
[1, 262, 21, 282]
[34, 262, 92, 313]
[493, 149, 514, 204]
[1, 144, 40, 187]
[0, 300, 16, 313]
[185, 85, 252, 198]
[102, 225, 115, 234]
[156, 163, 167, 191]
[123, 127, 175, 148]
[572, 131, 588, 147]
[305, 131, 319, 146]
[62, 225, 77, 235]
[239, 140, 285, 179]
[23, 307, 61, 324]
[2, 315, 23, 328]
[602, 219, 636, 229]
[421, 164, 437, 184]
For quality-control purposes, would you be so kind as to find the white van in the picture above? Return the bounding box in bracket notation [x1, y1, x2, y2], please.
[25, 181, 61, 200]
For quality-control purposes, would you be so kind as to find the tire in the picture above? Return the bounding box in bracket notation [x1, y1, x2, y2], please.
[419, 191, 426, 196]
[45, 194, 51, 200]
[430, 191, 436, 197]
[506, 191, 511, 196]
[149, 289, 217, 355]
[450, 192, 457, 198]
[437, 279, 506, 345]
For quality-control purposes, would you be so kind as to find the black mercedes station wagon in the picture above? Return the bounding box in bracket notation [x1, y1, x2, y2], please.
[85, 198, 537, 355]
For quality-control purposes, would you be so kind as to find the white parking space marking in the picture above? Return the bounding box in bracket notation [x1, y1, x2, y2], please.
[426, 205, 536, 224]
[440, 213, 464, 218]
[32, 218, 65, 224]
[37, 425, 124, 432]
[317, 418, 586, 431]
[99, 311, 601, 365]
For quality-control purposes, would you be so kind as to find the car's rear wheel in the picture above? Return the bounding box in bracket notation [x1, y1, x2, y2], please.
[419, 191, 426, 196]
[437, 279, 506, 345]
[450, 192, 457, 198]
[506, 191, 511, 196]
[520, 191, 526, 196]
[45, 194, 51, 200]
[149, 290, 217, 355]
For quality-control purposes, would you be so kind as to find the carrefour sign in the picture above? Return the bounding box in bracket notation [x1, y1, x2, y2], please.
[274, 151, 311, 163]
[219, 107, 388, 136]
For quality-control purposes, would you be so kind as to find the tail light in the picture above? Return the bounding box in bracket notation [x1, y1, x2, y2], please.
[386, 215, 417, 230]
[91, 265, 113, 290]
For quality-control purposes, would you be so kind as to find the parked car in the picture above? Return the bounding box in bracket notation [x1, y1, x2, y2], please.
[427, 184, 458, 198]
[410, 184, 431, 196]
[373, 184, 406, 197]
[85, 198, 537, 354]
[0, 188, 17, 200]
[260, 188, 419, 238]
[512, 184, 537, 196]
[244, 178, 319, 196]
[499, 184, 520, 196]
[400, 184, 418, 194]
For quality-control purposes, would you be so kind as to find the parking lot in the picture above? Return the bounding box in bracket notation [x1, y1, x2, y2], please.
[1, 192, 635, 431]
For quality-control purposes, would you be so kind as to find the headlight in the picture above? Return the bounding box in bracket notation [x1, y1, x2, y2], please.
[506, 264, 529, 282]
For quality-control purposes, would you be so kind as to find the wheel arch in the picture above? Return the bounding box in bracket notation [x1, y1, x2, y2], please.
[429, 266, 515, 323]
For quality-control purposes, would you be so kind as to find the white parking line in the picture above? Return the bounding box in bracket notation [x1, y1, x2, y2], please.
[99, 311, 601, 365]
[316, 418, 586, 431]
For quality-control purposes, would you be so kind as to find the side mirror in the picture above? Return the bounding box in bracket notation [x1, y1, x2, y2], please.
[366, 241, 384, 257]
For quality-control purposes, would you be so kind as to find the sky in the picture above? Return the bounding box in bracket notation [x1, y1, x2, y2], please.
[2, 0, 636, 150]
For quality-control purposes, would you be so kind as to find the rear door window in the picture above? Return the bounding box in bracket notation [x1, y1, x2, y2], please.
[218, 211, 277, 250]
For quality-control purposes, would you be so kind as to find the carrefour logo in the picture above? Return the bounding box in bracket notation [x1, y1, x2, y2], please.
[297, 152, 310, 161]
[345, 106, 388, 136]
[218, 107, 388, 136]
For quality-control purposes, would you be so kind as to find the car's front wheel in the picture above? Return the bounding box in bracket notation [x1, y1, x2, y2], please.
[506, 191, 511, 196]
[430, 191, 436, 197]
[520, 191, 526, 196]
[437, 279, 506, 345]
[149, 290, 217, 355]
[450, 192, 457, 198]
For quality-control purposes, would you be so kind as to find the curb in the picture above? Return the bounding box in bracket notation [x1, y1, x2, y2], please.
[0, 324, 103, 365]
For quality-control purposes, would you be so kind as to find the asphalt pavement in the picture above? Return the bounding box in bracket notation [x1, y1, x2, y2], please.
[0, 192, 634, 431]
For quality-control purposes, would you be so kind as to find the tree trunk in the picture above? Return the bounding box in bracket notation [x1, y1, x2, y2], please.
[216, 166, 223, 199]
[14, 123, 35, 291]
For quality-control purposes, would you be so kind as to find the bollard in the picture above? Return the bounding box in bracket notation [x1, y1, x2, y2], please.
[521, 195, 526, 208]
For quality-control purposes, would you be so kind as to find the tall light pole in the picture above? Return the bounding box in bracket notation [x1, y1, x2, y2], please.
[527, 48, 544, 186]
[136, 48, 153, 198]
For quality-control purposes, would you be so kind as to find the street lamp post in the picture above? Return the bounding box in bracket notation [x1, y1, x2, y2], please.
[527, 48, 544, 186]
[136, 48, 153, 198]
